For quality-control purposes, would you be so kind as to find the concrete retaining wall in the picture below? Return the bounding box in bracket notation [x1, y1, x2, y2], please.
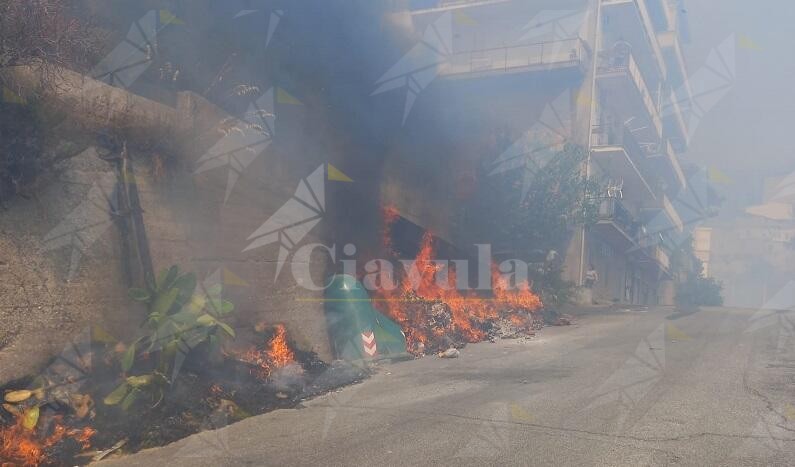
[0, 72, 333, 385]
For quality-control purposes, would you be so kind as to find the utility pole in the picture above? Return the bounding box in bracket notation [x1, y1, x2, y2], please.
[579, 0, 603, 286]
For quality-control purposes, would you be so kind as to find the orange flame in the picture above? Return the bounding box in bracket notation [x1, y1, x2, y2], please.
[492, 262, 543, 312]
[0, 415, 95, 466]
[239, 324, 297, 379]
[374, 214, 543, 354]
[66, 426, 96, 451]
[267, 324, 295, 368]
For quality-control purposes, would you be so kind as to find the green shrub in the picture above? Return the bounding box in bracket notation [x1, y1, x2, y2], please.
[676, 276, 724, 307]
[104, 265, 237, 410]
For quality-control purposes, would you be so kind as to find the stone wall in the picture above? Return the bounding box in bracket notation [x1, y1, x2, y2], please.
[0, 73, 333, 385]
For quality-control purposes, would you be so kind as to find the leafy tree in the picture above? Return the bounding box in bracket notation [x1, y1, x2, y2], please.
[466, 143, 600, 308]
[470, 143, 598, 256]
[676, 274, 724, 307]
[670, 235, 724, 307]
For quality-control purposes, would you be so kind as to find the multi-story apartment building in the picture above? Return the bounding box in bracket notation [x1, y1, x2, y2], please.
[400, 0, 696, 305]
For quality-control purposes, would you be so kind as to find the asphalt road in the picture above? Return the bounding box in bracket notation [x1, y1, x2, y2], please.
[98, 306, 795, 466]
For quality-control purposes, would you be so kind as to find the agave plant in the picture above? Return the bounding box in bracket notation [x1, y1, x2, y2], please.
[105, 266, 236, 410]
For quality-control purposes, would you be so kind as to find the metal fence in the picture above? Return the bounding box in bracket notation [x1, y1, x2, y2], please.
[442, 38, 585, 76]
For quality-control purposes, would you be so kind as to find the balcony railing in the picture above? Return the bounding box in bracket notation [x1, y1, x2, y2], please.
[441, 38, 586, 77]
[591, 124, 649, 164]
[661, 86, 690, 150]
[596, 49, 663, 137]
[649, 244, 671, 270]
[599, 198, 639, 238]
[599, 198, 672, 272]
[590, 123, 658, 196]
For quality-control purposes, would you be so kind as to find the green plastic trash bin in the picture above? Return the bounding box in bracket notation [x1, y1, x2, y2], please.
[325, 274, 409, 361]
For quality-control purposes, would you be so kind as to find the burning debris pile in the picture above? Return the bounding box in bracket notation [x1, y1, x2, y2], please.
[0, 335, 99, 466]
[375, 209, 545, 355]
[0, 322, 366, 466]
[0, 267, 368, 466]
[0, 407, 95, 467]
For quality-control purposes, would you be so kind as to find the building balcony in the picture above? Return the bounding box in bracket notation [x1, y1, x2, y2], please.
[594, 198, 673, 275]
[657, 31, 690, 94]
[661, 88, 689, 153]
[601, 0, 668, 86]
[659, 193, 684, 232]
[645, 0, 677, 32]
[640, 244, 671, 273]
[594, 198, 640, 250]
[596, 50, 663, 145]
[658, 31, 691, 152]
[590, 125, 657, 201]
[412, 0, 512, 12]
[632, 234, 673, 275]
[640, 192, 684, 236]
[438, 38, 588, 80]
[648, 139, 687, 193]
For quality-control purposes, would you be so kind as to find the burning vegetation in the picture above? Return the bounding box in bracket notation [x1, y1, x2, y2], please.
[1, 394, 97, 466]
[374, 207, 544, 355]
[0, 267, 365, 466]
[238, 324, 299, 380]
